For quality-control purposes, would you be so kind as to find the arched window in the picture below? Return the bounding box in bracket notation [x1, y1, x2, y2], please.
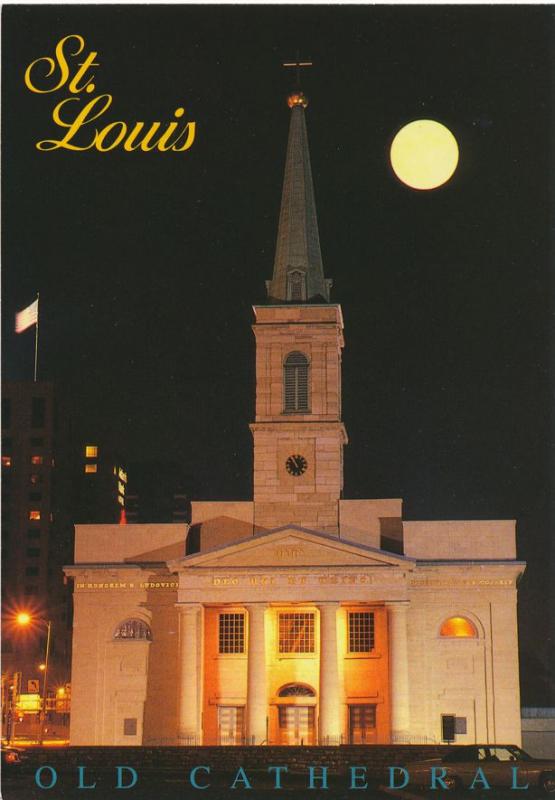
[284, 352, 309, 412]
[113, 618, 152, 641]
[439, 616, 478, 638]
[278, 684, 315, 697]
[287, 270, 306, 302]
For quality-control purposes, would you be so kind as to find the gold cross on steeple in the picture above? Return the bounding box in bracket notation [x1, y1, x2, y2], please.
[282, 54, 313, 87]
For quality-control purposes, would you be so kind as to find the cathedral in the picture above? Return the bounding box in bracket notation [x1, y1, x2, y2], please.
[65, 89, 524, 748]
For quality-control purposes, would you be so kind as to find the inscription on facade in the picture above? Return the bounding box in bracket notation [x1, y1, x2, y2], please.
[75, 581, 178, 590]
[410, 578, 513, 587]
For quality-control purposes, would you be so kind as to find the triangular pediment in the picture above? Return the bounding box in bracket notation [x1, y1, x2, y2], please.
[169, 525, 414, 570]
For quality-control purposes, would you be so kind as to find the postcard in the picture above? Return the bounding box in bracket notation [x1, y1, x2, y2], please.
[2, 4, 553, 798]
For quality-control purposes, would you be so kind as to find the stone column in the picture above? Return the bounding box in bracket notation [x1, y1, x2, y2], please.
[387, 601, 411, 741]
[246, 603, 268, 744]
[177, 603, 203, 745]
[318, 602, 342, 744]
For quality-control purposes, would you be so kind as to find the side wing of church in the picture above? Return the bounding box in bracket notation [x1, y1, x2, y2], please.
[65, 88, 525, 748]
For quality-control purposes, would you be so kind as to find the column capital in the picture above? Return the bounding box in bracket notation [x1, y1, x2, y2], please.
[245, 602, 269, 613]
[175, 602, 203, 615]
[317, 601, 341, 609]
[386, 600, 410, 611]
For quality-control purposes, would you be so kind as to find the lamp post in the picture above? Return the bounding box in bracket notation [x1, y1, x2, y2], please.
[16, 613, 52, 746]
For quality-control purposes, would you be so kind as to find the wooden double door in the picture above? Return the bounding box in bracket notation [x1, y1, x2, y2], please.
[278, 705, 316, 745]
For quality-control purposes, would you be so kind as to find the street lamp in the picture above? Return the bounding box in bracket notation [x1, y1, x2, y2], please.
[16, 613, 52, 745]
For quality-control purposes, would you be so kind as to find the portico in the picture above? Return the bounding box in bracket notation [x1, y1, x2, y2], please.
[169, 526, 415, 746]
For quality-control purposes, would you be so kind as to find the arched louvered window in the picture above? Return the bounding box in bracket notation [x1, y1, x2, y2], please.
[284, 352, 309, 412]
[113, 618, 152, 641]
[278, 684, 315, 697]
[287, 270, 306, 302]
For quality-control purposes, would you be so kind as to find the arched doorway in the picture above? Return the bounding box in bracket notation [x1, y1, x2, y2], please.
[277, 684, 316, 745]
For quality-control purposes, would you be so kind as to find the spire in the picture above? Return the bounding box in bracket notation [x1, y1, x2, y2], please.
[266, 90, 331, 304]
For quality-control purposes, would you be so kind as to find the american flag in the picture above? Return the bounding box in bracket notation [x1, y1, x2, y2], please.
[15, 298, 39, 333]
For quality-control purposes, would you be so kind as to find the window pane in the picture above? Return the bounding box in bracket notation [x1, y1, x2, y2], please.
[284, 352, 309, 412]
[349, 612, 375, 652]
[85, 445, 98, 458]
[219, 613, 245, 653]
[440, 617, 477, 638]
[84, 464, 98, 474]
[29, 510, 41, 521]
[279, 613, 314, 653]
[114, 619, 152, 640]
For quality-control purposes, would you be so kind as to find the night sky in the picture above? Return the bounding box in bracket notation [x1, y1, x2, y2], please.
[2, 5, 553, 702]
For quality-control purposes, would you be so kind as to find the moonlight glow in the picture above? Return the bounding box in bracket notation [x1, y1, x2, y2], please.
[390, 119, 459, 190]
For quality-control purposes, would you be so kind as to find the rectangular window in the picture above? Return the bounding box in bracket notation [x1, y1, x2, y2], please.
[348, 611, 375, 653]
[218, 613, 245, 654]
[30, 474, 43, 485]
[27, 530, 40, 539]
[84, 463, 97, 474]
[26, 548, 40, 557]
[123, 718, 137, 736]
[25, 567, 39, 576]
[31, 397, 46, 428]
[279, 612, 315, 653]
[24, 585, 38, 595]
[29, 492, 42, 502]
[85, 445, 98, 458]
[1, 456, 11, 468]
[30, 437, 44, 447]
[29, 510, 41, 521]
[31, 455, 44, 465]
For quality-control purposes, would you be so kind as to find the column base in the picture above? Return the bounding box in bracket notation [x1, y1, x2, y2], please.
[319, 733, 343, 746]
[178, 730, 202, 746]
[390, 729, 412, 744]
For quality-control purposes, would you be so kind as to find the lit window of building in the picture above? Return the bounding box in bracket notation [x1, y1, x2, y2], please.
[279, 612, 315, 653]
[218, 613, 245, 654]
[348, 611, 375, 653]
[85, 445, 98, 458]
[29, 510, 41, 521]
[30, 473, 42, 485]
[84, 463, 98, 474]
[439, 616, 478, 638]
[118, 481, 126, 496]
[31, 455, 43, 465]
[1, 455, 11, 467]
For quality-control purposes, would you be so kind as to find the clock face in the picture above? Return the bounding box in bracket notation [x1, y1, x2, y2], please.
[285, 454, 308, 477]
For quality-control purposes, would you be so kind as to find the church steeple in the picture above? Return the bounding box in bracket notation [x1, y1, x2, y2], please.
[266, 90, 332, 304]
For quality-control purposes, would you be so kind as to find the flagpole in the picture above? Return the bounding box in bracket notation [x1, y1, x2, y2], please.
[34, 292, 40, 383]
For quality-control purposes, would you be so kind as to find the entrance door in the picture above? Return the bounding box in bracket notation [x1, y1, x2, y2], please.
[218, 706, 245, 745]
[278, 706, 315, 745]
[349, 704, 376, 744]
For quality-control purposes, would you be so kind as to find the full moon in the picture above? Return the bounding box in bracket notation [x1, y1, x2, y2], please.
[390, 119, 459, 190]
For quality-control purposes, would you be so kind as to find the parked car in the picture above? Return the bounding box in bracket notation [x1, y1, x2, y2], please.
[406, 745, 555, 793]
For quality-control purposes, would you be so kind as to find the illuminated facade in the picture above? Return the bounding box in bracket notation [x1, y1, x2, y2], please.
[65, 91, 525, 747]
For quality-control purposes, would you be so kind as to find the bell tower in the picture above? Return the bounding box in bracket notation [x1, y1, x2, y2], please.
[251, 89, 348, 535]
